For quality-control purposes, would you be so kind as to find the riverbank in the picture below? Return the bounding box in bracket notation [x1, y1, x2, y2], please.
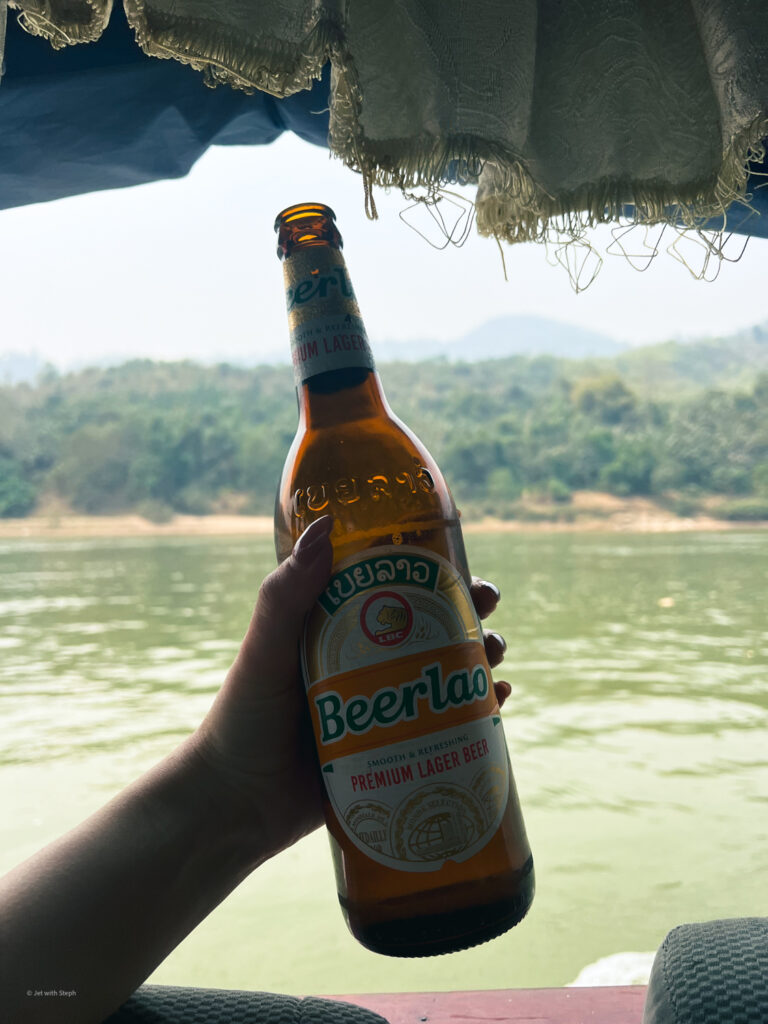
[0, 493, 766, 538]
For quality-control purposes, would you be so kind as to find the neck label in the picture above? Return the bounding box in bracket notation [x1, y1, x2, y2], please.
[283, 249, 375, 384]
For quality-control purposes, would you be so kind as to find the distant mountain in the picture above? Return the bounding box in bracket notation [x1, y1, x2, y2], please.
[375, 315, 628, 362]
[3, 317, 767, 394]
[611, 320, 768, 397]
[376, 316, 768, 398]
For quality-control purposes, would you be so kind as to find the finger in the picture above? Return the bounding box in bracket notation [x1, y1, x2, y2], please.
[494, 679, 511, 709]
[470, 577, 501, 620]
[484, 629, 507, 669]
[236, 516, 334, 676]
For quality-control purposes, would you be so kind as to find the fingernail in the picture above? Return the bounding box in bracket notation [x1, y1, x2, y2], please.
[488, 631, 507, 653]
[293, 516, 333, 565]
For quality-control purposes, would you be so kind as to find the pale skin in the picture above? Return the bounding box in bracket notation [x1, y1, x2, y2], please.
[0, 516, 511, 1024]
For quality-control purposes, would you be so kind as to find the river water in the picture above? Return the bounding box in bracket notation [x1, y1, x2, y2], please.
[1, 531, 766, 994]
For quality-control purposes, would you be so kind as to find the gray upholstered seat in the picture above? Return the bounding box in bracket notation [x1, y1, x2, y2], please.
[103, 987, 389, 1024]
[644, 918, 768, 1024]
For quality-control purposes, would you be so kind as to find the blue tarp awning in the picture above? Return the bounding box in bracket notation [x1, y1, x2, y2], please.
[0, 7, 330, 211]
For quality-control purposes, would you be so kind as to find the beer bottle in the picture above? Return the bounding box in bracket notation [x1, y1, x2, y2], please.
[274, 203, 534, 956]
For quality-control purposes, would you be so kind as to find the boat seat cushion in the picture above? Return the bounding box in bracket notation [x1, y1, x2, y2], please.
[103, 987, 389, 1024]
[643, 918, 768, 1024]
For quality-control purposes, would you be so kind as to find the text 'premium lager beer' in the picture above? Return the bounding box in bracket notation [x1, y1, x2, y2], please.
[274, 203, 534, 956]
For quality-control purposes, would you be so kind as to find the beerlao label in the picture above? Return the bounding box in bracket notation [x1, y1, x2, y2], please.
[283, 248, 375, 384]
[302, 545, 510, 873]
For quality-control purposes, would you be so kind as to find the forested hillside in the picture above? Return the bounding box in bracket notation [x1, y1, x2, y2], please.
[1, 342, 767, 521]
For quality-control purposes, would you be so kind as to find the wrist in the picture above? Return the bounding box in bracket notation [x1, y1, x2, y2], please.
[184, 719, 325, 865]
[153, 735, 269, 875]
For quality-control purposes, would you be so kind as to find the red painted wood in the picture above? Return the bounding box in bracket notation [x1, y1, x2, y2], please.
[329, 987, 647, 1024]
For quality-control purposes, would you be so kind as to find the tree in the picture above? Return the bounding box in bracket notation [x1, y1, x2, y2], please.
[0, 458, 36, 517]
[599, 439, 655, 495]
[51, 424, 137, 513]
[573, 375, 637, 424]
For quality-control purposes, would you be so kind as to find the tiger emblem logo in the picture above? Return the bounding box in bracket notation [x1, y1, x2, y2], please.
[376, 605, 409, 635]
[361, 591, 414, 647]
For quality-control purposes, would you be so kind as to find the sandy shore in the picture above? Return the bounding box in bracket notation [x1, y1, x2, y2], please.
[0, 505, 764, 539]
[0, 514, 275, 540]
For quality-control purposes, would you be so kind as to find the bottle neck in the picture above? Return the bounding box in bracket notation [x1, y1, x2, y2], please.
[297, 366, 391, 429]
[282, 243, 376, 390]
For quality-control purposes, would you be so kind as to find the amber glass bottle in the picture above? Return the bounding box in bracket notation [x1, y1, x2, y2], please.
[274, 203, 533, 956]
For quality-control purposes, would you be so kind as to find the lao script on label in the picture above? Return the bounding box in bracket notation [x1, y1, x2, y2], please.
[302, 545, 510, 872]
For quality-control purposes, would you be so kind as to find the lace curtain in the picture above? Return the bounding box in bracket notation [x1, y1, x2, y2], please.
[4, 0, 768, 257]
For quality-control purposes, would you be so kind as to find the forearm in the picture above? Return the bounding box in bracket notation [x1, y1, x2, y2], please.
[0, 737, 262, 1024]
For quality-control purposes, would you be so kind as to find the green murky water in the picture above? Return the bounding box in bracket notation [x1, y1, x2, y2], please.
[1, 532, 766, 993]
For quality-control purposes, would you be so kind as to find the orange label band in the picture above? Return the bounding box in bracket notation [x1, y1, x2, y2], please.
[309, 641, 497, 761]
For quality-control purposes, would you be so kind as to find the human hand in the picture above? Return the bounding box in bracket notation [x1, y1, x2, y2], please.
[191, 517, 511, 866]
[471, 575, 511, 710]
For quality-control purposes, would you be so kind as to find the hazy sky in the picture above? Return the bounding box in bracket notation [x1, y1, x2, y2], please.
[1, 131, 767, 369]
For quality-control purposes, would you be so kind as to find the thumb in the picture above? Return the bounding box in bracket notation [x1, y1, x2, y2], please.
[239, 516, 334, 673]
